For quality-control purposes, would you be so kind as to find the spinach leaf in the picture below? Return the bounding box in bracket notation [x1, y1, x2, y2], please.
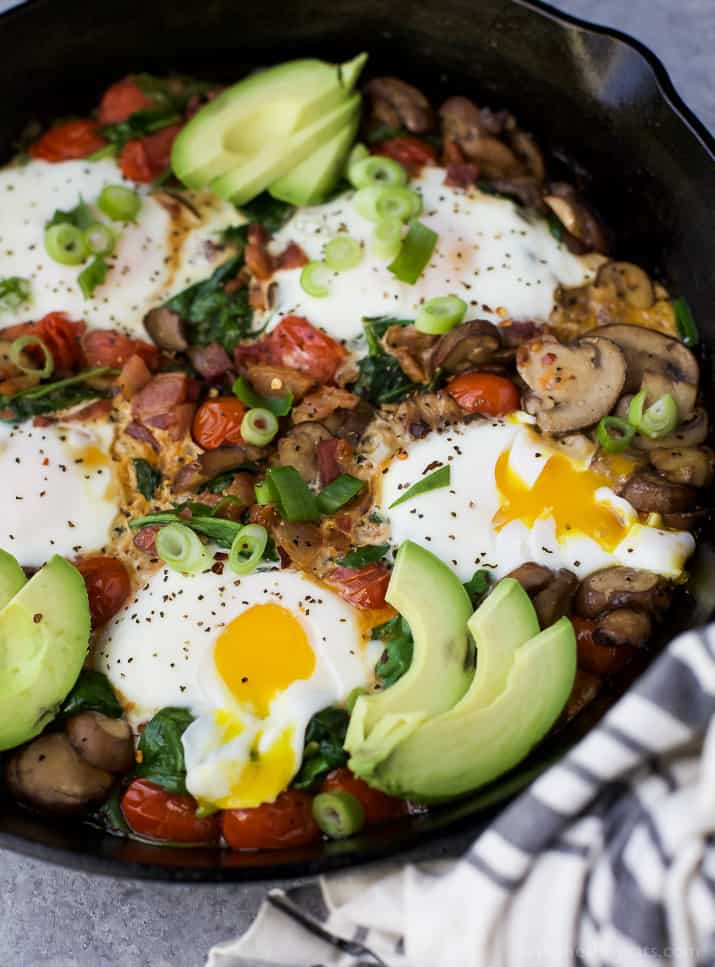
[233, 376, 293, 416]
[135, 707, 194, 795]
[363, 315, 412, 346]
[133, 458, 162, 500]
[352, 355, 416, 405]
[546, 210, 564, 243]
[463, 569, 493, 609]
[93, 789, 131, 837]
[60, 670, 122, 719]
[164, 255, 257, 352]
[131, 509, 243, 549]
[100, 106, 181, 147]
[293, 707, 349, 790]
[134, 73, 214, 112]
[373, 614, 414, 688]
[78, 255, 108, 299]
[0, 276, 31, 313]
[0, 367, 111, 423]
[238, 193, 294, 234]
[336, 544, 390, 568]
[204, 470, 238, 493]
[46, 198, 94, 231]
[220, 224, 250, 253]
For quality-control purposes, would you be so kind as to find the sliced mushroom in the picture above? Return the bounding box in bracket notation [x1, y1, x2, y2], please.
[440, 97, 522, 177]
[649, 446, 715, 488]
[66, 712, 135, 774]
[593, 262, 654, 309]
[544, 183, 608, 254]
[517, 333, 626, 433]
[273, 520, 325, 571]
[575, 567, 671, 618]
[143, 307, 188, 352]
[173, 444, 264, 492]
[428, 320, 502, 375]
[621, 471, 697, 514]
[595, 323, 699, 419]
[383, 325, 437, 383]
[633, 407, 709, 451]
[661, 509, 711, 532]
[505, 562, 554, 595]
[532, 569, 578, 628]
[276, 422, 333, 483]
[386, 390, 464, 439]
[323, 398, 376, 444]
[593, 608, 652, 649]
[5, 733, 113, 814]
[245, 363, 316, 402]
[291, 387, 360, 425]
[487, 176, 545, 209]
[365, 77, 435, 134]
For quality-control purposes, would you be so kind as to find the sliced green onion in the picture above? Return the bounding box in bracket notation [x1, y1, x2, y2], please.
[372, 217, 403, 261]
[389, 464, 450, 508]
[628, 389, 679, 439]
[312, 791, 365, 839]
[228, 523, 268, 575]
[9, 336, 54, 379]
[388, 220, 438, 285]
[346, 142, 369, 182]
[300, 261, 332, 298]
[349, 155, 407, 190]
[241, 407, 279, 446]
[353, 185, 385, 221]
[87, 143, 119, 162]
[44, 223, 87, 265]
[97, 184, 141, 222]
[324, 236, 363, 271]
[673, 296, 699, 347]
[597, 416, 635, 453]
[254, 480, 274, 505]
[317, 473, 365, 514]
[83, 222, 115, 256]
[156, 523, 213, 575]
[266, 466, 320, 521]
[376, 186, 422, 222]
[233, 376, 293, 416]
[415, 295, 467, 335]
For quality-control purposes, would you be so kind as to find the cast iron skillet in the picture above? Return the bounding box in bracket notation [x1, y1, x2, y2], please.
[0, 0, 713, 881]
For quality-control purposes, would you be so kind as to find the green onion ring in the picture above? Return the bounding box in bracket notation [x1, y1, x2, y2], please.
[241, 407, 279, 446]
[156, 523, 213, 575]
[324, 236, 363, 271]
[628, 389, 679, 439]
[228, 524, 268, 575]
[9, 335, 54, 379]
[596, 416, 636, 453]
[254, 480, 274, 505]
[349, 155, 407, 190]
[415, 295, 468, 334]
[372, 217, 403, 261]
[312, 791, 365, 839]
[97, 184, 142, 222]
[300, 261, 332, 298]
[44, 223, 87, 266]
[387, 220, 438, 285]
[83, 222, 115, 256]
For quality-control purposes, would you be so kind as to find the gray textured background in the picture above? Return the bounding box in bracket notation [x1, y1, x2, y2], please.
[1, 2, 713, 966]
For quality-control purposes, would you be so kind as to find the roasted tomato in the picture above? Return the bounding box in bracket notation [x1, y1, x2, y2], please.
[2, 312, 85, 374]
[573, 616, 634, 676]
[82, 329, 160, 370]
[121, 779, 220, 844]
[192, 397, 247, 450]
[373, 136, 438, 175]
[221, 789, 321, 850]
[28, 120, 107, 162]
[119, 124, 182, 183]
[320, 768, 408, 825]
[98, 76, 157, 125]
[446, 372, 521, 417]
[328, 563, 391, 610]
[74, 556, 131, 629]
[240, 316, 347, 383]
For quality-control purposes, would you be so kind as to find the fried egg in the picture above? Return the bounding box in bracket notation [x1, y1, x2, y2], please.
[0, 418, 120, 567]
[378, 418, 695, 581]
[95, 566, 372, 809]
[0, 158, 241, 339]
[263, 166, 595, 342]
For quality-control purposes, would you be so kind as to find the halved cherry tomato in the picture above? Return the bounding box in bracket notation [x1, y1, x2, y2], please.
[2, 312, 85, 375]
[220, 789, 321, 850]
[192, 397, 247, 450]
[98, 76, 157, 125]
[447, 372, 521, 417]
[266, 315, 346, 382]
[82, 329, 160, 370]
[373, 136, 438, 175]
[121, 779, 220, 844]
[119, 124, 182, 183]
[573, 616, 634, 676]
[28, 119, 107, 162]
[74, 556, 131, 628]
[320, 768, 408, 825]
[328, 563, 391, 610]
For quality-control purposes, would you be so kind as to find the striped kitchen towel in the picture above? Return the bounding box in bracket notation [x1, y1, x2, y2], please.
[207, 625, 715, 967]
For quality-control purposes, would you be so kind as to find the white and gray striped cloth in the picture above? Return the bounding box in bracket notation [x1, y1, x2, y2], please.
[207, 626, 715, 967]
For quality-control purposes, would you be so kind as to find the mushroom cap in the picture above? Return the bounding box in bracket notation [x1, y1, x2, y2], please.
[428, 319, 502, 375]
[66, 711, 135, 775]
[575, 566, 671, 618]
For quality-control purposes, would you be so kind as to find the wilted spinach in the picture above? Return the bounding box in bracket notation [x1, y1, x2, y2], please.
[336, 544, 390, 568]
[0, 367, 111, 424]
[373, 614, 414, 688]
[463, 569, 493, 609]
[293, 707, 350, 790]
[60, 670, 122, 719]
[133, 458, 163, 500]
[238, 193, 294, 234]
[352, 316, 417, 405]
[135, 707, 194, 795]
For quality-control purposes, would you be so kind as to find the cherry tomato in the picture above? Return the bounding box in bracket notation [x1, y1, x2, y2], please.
[28, 119, 107, 162]
[119, 124, 182, 183]
[328, 563, 390, 610]
[447, 372, 521, 417]
[121, 779, 220, 844]
[320, 768, 407, 825]
[573, 616, 634, 676]
[82, 329, 160, 370]
[373, 136, 438, 175]
[192, 397, 247, 450]
[221, 789, 321, 850]
[266, 315, 346, 382]
[74, 556, 131, 629]
[2, 313, 85, 374]
[98, 76, 157, 125]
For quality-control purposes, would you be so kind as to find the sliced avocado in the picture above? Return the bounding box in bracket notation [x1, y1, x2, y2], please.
[268, 117, 358, 206]
[0, 555, 91, 751]
[0, 549, 26, 610]
[172, 53, 366, 194]
[344, 541, 473, 774]
[357, 616, 577, 802]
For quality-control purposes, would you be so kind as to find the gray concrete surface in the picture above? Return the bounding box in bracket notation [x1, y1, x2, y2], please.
[0, 2, 712, 966]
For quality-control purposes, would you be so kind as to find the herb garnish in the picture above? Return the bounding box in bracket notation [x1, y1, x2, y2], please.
[133, 458, 163, 500]
[389, 464, 450, 508]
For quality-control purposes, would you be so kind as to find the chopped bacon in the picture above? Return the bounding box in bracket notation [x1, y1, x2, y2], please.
[132, 372, 189, 422]
[169, 402, 197, 441]
[292, 386, 359, 424]
[188, 342, 233, 381]
[372, 136, 438, 175]
[328, 563, 391, 610]
[276, 242, 309, 270]
[98, 76, 157, 124]
[119, 125, 182, 183]
[133, 525, 161, 555]
[125, 420, 160, 452]
[444, 162, 479, 188]
[498, 319, 539, 347]
[118, 354, 152, 400]
[66, 399, 114, 422]
[244, 363, 316, 401]
[317, 438, 353, 487]
[83, 329, 160, 371]
[245, 225, 275, 280]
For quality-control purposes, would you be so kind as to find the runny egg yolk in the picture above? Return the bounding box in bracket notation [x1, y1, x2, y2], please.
[214, 602, 315, 718]
[212, 728, 297, 810]
[493, 449, 628, 551]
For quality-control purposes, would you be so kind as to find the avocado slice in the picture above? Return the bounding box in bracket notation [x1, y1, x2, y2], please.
[354, 615, 577, 803]
[172, 53, 366, 197]
[0, 549, 26, 610]
[268, 117, 358, 206]
[344, 541, 473, 774]
[0, 555, 91, 751]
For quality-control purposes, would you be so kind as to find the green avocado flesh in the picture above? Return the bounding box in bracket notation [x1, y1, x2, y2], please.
[0, 548, 27, 610]
[0, 554, 91, 751]
[172, 53, 366, 204]
[344, 541, 474, 775]
[268, 118, 358, 206]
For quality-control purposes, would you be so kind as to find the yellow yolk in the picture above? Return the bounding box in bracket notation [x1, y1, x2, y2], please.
[214, 602, 315, 718]
[493, 449, 628, 551]
[211, 728, 297, 810]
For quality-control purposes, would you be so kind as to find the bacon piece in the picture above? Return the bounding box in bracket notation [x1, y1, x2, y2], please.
[292, 386, 359, 424]
[188, 342, 233, 382]
[245, 224, 275, 280]
[118, 354, 152, 400]
[133, 525, 161, 555]
[66, 399, 113, 422]
[277, 242, 309, 270]
[317, 437, 353, 487]
[132, 372, 189, 422]
[125, 420, 160, 452]
[444, 162, 479, 187]
[169, 402, 197, 441]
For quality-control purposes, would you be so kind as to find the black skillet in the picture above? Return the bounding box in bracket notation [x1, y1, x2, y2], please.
[0, 0, 713, 880]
